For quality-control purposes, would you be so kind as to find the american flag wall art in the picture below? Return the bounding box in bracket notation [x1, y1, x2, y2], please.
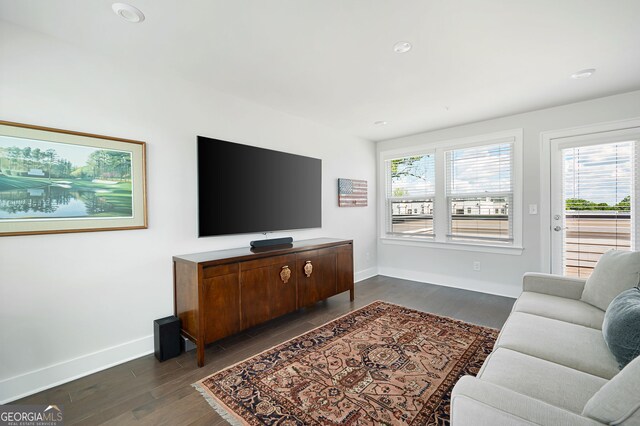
[338, 178, 368, 207]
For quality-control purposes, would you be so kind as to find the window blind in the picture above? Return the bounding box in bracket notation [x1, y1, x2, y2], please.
[562, 140, 634, 278]
[445, 142, 514, 241]
[446, 143, 513, 196]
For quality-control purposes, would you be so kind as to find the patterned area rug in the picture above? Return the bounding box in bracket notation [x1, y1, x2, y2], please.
[194, 301, 498, 425]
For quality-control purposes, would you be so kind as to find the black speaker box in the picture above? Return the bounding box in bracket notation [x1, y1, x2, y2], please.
[154, 316, 181, 362]
[250, 237, 293, 248]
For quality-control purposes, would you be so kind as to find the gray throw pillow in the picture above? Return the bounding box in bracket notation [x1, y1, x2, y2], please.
[602, 287, 640, 369]
[581, 250, 640, 311]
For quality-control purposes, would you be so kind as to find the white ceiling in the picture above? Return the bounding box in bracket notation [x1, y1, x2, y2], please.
[1, 0, 640, 141]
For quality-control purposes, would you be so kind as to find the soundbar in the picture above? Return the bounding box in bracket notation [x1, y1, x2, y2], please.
[250, 237, 293, 249]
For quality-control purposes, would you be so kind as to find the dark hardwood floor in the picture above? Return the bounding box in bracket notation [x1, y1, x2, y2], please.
[15, 276, 515, 425]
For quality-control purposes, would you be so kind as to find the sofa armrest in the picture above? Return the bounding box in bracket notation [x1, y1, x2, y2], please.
[451, 376, 603, 426]
[522, 272, 586, 300]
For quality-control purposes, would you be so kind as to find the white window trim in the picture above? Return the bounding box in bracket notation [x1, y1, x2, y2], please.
[379, 129, 524, 254]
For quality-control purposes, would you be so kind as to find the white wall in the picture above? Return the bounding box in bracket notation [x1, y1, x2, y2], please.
[0, 22, 378, 403]
[377, 90, 640, 298]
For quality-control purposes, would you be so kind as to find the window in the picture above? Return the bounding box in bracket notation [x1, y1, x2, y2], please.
[380, 129, 522, 252]
[446, 142, 513, 242]
[384, 154, 435, 237]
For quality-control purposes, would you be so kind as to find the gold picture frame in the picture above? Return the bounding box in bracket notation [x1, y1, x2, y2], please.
[0, 120, 147, 236]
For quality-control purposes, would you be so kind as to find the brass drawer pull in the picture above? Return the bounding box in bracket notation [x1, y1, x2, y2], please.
[280, 265, 291, 283]
[304, 261, 313, 277]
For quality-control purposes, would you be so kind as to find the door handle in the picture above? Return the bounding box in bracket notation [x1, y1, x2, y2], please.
[554, 226, 565, 232]
[280, 265, 291, 284]
[304, 261, 313, 277]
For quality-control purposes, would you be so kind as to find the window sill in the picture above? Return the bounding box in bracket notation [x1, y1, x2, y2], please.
[380, 236, 524, 255]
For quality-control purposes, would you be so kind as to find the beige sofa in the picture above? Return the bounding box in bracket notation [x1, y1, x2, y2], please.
[451, 272, 640, 426]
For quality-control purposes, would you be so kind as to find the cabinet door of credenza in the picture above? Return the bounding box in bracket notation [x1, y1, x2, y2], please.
[239, 266, 271, 329]
[297, 248, 337, 307]
[240, 254, 297, 328]
[202, 264, 240, 344]
[336, 244, 354, 294]
[269, 262, 297, 319]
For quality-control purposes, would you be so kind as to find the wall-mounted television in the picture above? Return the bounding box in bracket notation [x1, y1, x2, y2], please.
[197, 136, 322, 237]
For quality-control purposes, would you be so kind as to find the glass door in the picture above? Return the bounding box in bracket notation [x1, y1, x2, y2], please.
[551, 132, 638, 277]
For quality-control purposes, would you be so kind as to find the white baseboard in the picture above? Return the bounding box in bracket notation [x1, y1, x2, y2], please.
[0, 268, 380, 404]
[377, 266, 520, 298]
[0, 335, 154, 404]
[355, 267, 378, 283]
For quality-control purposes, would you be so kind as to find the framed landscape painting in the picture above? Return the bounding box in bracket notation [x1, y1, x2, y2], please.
[0, 121, 147, 236]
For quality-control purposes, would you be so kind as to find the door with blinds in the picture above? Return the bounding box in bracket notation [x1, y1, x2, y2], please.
[550, 128, 640, 278]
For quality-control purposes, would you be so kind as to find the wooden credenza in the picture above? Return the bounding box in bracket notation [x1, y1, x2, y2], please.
[173, 238, 354, 366]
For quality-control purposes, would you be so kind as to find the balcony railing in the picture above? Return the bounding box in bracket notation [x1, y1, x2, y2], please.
[564, 213, 630, 278]
[391, 215, 434, 235]
[391, 212, 631, 278]
[390, 214, 510, 239]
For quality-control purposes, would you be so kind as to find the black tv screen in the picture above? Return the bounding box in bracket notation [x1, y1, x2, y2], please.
[197, 136, 322, 237]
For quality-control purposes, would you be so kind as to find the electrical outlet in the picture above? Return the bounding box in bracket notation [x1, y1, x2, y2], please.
[473, 261, 481, 272]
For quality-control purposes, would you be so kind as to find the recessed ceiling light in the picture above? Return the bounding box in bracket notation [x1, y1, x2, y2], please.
[571, 68, 596, 79]
[393, 41, 412, 54]
[112, 3, 145, 23]
[374, 121, 388, 126]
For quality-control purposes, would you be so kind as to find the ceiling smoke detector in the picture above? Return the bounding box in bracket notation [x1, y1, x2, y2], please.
[571, 68, 596, 79]
[393, 41, 412, 53]
[112, 3, 145, 23]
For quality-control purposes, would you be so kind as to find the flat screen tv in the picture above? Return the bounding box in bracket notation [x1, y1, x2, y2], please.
[197, 136, 322, 237]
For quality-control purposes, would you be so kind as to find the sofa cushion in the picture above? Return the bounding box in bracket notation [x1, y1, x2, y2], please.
[452, 376, 606, 426]
[478, 347, 607, 414]
[581, 250, 640, 311]
[582, 355, 640, 425]
[495, 312, 620, 379]
[602, 287, 640, 368]
[513, 291, 605, 329]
